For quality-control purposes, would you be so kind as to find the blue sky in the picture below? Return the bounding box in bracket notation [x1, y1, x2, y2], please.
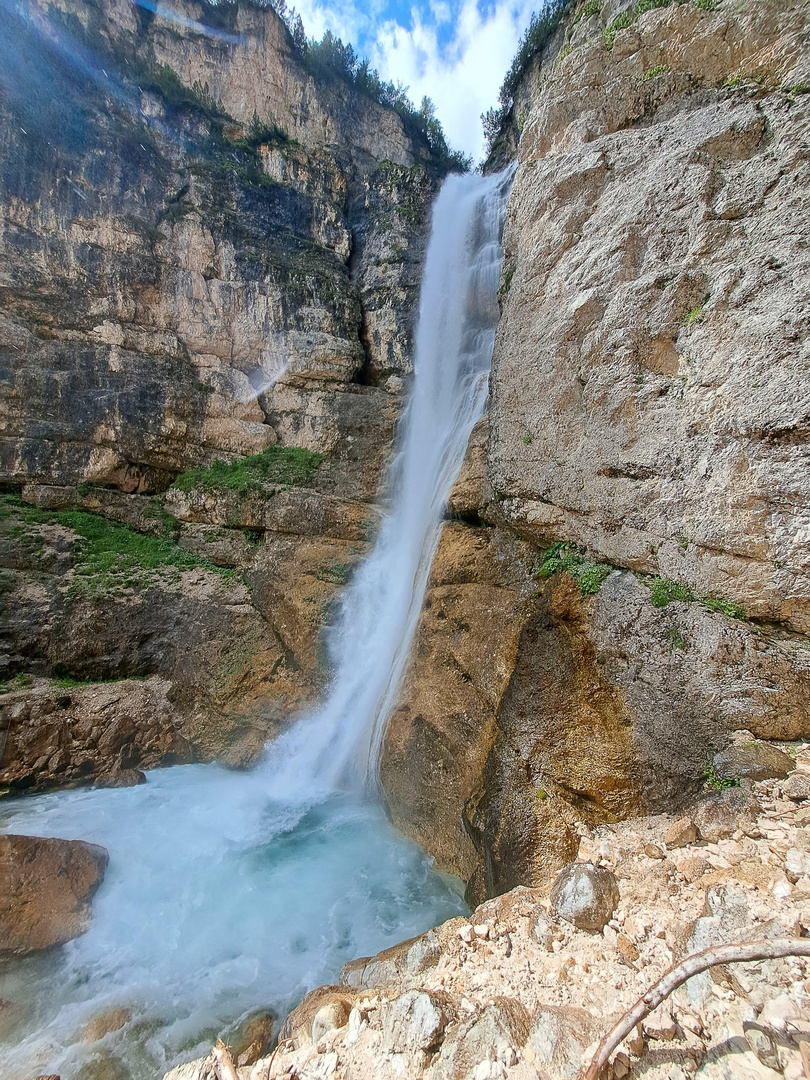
[290, 0, 538, 160]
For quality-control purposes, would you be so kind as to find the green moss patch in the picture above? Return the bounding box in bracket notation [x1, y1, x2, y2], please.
[0, 495, 234, 596]
[171, 445, 323, 495]
[536, 542, 613, 595]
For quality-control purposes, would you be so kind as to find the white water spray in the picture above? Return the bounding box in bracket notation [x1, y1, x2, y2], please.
[0, 166, 514, 1080]
[266, 165, 515, 797]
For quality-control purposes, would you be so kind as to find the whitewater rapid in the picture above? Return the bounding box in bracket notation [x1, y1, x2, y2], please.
[0, 166, 514, 1080]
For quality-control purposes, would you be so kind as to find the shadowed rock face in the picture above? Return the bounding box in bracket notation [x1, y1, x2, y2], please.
[0, 0, 443, 783]
[0, 833, 109, 956]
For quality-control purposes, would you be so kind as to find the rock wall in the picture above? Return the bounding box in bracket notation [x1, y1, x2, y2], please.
[491, 0, 810, 630]
[0, 0, 441, 786]
[382, 0, 810, 903]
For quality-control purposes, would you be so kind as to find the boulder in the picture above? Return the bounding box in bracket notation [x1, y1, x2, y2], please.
[0, 834, 109, 957]
[783, 771, 810, 802]
[712, 742, 795, 783]
[549, 862, 619, 932]
[230, 1010, 276, 1066]
[278, 986, 361, 1043]
[430, 998, 530, 1080]
[379, 990, 446, 1056]
[310, 1002, 349, 1044]
[80, 1007, 131, 1042]
[665, 817, 697, 848]
[694, 784, 760, 843]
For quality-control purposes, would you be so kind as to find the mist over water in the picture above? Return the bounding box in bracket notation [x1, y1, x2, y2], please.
[0, 167, 514, 1080]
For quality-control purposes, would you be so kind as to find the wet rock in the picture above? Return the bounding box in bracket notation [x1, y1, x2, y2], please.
[380, 990, 446, 1056]
[694, 784, 760, 843]
[229, 1010, 276, 1066]
[713, 742, 795, 783]
[549, 862, 619, 932]
[0, 834, 109, 957]
[83, 1055, 130, 1080]
[665, 818, 698, 848]
[80, 1007, 131, 1042]
[93, 770, 147, 789]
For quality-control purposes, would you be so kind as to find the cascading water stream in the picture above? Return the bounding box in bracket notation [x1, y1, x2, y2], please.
[0, 166, 514, 1080]
[264, 164, 515, 797]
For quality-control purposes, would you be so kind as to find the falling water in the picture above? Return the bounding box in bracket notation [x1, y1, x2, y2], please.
[0, 166, 514, 1080]
[267, 164, 516, 796]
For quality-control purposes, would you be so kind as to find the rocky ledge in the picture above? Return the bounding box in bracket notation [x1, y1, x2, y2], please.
[169, 741, 810, 1080]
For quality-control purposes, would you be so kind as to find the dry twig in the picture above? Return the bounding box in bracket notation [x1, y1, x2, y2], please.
[213, 1038, 240, 1080]
[581, 936, 810, 1080]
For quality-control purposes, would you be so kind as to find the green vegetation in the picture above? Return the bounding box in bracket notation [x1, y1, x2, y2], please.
[299, 31, 471, 172]
[642, 64, 670, 79]
[603, 9, 634, 49]
[704, 762, 740, 790]
[572, 0, 601, 24]
[649, 575, 696, 607]
[523, 434, 533, 445]
[482, 0, 570, 155]
[171, 445, 323, 495]
[316, 561, 351, 585]
[682, 305, 704, 326]
[499, 267, 515, 297]
[0, 495, 234, 596]
[536, 542, 613, 595]
[646, 574, 747, 619]
[52, 673, 146, 689]
[667, 625, 687, 651]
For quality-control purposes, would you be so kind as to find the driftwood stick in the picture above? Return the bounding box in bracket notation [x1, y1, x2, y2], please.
[213, 1039, 240, 1080]
[581, 937, 810, 1080]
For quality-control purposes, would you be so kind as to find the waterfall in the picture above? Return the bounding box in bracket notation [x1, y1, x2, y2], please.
[264, 164, 515, 797]
[0, 166, 515, 1080]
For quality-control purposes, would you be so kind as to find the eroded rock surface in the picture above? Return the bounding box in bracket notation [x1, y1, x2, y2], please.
[0, 834, 109, 957]
[490, 0, 810, 631]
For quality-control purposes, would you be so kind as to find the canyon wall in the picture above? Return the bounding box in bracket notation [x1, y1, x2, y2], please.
[0, 0, 441, 788]
[383, 0, 810, 902]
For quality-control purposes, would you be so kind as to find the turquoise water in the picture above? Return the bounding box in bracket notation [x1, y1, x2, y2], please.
[0, 764, 465, 1079]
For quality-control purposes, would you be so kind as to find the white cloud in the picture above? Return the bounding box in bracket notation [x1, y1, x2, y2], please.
[369, 0, 535, 162]
[288, 0, 534, 163]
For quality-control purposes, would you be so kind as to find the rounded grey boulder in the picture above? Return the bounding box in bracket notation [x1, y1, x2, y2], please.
[549, 862, 620, 932]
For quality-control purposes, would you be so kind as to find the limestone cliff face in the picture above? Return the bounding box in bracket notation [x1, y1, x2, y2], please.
[0, 0, 440, 786]
[491, 0, 810, 630]
[382, 0, 810, 902]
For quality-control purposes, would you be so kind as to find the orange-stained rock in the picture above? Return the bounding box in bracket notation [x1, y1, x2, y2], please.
[0, 834, 109, 957]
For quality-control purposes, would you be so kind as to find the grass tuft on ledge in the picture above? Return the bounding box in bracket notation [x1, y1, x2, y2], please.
[171, 445, 323, 495]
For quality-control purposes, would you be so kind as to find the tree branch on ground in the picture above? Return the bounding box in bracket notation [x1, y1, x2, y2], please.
[581, 937, 810, 1080]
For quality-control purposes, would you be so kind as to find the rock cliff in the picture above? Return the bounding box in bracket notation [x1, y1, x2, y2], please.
[382, 0, 810, 903]
[0, 0, 442, 787]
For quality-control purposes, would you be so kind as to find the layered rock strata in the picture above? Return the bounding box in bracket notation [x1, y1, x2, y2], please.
[0, 0, 442, 783]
